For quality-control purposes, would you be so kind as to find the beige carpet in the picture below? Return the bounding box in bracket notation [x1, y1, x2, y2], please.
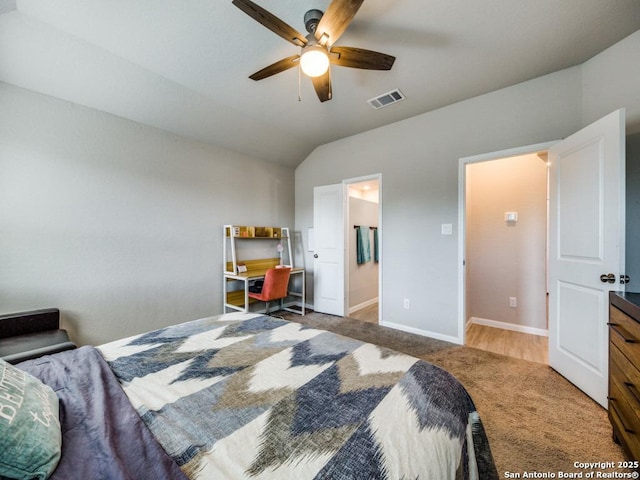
[279, 310, 625, 475]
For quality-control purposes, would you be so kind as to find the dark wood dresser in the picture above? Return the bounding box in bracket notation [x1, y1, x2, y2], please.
[609, 291, 640, 460]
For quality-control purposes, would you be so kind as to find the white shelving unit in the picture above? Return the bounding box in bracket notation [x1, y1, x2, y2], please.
[222, 225, 304, 315]
[223, 225, 292, 274]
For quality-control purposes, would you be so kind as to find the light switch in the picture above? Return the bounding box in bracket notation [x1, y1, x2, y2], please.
[504, 212, 518, 222]
[441, 224, 453, 235]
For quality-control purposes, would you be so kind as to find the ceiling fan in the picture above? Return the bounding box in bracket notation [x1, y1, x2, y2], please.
[232, 0, 395, 102]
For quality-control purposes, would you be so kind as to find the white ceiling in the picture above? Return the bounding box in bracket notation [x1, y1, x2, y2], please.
[1, 0, 639, 168]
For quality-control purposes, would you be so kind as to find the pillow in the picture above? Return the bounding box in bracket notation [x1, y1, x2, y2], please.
[0, 357, 61, 480]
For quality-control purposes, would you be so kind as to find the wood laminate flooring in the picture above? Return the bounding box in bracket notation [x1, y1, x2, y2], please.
[349, 303, 378, 324]
[466, 323, 548, 364]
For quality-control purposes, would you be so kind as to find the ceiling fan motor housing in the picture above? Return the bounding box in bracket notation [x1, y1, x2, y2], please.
[304, 9, 323, 33]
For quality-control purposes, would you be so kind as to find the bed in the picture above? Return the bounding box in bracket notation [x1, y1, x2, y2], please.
[2, 312, 498, 480]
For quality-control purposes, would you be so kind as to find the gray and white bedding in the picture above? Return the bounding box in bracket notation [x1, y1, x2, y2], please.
[97, 312, 498, 479]
[16, 312, 497, 479]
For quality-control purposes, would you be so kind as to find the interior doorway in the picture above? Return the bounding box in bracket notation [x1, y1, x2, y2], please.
[345, 176, 381, 324]
[462, 148, 550, 364]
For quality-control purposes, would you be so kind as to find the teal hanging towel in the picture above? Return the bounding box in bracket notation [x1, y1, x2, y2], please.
[356, 225, 371, 264]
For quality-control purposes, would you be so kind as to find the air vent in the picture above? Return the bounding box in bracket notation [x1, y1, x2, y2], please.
[367, 89, 405, 109]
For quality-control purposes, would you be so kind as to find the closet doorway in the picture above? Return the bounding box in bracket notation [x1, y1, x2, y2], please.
[346, 176, 381, 325]
[463, 149, 549, 364]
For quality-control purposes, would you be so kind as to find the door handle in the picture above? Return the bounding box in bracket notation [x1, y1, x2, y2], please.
[620, 274, 631, 284]
[600, 273, 616, 284]
[313, 254, 319, 258]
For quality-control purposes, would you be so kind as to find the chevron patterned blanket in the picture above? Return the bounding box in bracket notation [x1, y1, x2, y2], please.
[98, 313, 497, 480]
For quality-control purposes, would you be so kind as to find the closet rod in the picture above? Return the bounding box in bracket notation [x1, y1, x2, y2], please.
[353, 225, 378, 229]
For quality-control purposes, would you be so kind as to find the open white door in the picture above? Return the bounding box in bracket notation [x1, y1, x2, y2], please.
[548, 109, 625, 408]
[313, 184, 345, 316]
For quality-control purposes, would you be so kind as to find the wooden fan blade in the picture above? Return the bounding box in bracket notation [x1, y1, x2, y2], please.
[249, 55, 300, 81]
[311, 69, 332, 102]
[315, 0, 364, 46]
[330, 46, 395, 70]
[232, 0, 307, 47]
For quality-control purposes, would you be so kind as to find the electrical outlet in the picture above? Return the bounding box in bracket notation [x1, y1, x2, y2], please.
[509, 297, 517, 308]
[403, 298, 410, 309]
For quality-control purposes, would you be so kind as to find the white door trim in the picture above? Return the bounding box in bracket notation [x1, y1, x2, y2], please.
[457, 141, 559, 344]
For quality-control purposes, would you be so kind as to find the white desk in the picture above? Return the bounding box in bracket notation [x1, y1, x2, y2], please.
[223, 267, 305, 315]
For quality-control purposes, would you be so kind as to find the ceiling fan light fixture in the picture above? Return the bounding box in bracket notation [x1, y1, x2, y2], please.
[300, 45, 329, 77]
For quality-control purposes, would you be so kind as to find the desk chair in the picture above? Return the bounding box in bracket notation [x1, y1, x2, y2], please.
[248, 267, 291, 315]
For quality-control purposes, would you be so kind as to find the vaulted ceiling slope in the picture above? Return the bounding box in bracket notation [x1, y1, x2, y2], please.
[1, 0, 639, 167]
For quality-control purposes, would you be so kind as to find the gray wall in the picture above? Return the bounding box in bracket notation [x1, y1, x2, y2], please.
[582, 30, 640, 134]
[295, 29, 640, 342]
[0, 82, 295, 346]
[627, 132, 640, 292]
[3, 28, 638, 346]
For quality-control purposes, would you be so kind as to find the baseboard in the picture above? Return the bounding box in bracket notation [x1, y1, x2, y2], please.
[469, 316, 548, 337]
[302, 304, 462, 345]
[348, 297, 378, 315]
[380, 320, 462, 345]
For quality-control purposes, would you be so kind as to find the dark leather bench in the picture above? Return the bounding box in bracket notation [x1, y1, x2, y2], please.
[0, 308, 76, 364]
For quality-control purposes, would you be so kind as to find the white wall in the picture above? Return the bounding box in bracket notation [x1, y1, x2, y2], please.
[0, 82, 295, 346]
[295, 28, 640, 342]
[465, 154, 547, 331]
